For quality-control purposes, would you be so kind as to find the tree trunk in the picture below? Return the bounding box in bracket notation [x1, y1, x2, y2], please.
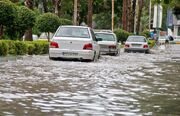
[24, 29, 33, 41]
[130, 0, 136, 33]
[24, 0, 33, 41]
[73, 0, 80, 25]
[136, 0, 143, 35]
[0, 25, 3, 39]
[42, 0, 48, 13]
[47, 32, 50, 42]
[73, 0, 78, 25]
[52, 0, 61, 16]
[87, 0, 93, 28]
[127, 0, 131, 32]
[122, 0, 127, 31]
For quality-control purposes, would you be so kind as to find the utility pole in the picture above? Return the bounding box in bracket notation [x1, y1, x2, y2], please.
[112, 0, 114, 32]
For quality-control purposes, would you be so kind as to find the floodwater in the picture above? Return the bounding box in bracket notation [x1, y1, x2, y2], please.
[0, 45, 180, 116]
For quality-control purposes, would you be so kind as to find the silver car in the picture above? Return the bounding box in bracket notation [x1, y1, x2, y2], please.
[124, 35, 150, 53]
[49, 26, 100, 61]
[95, 31, 120, 56]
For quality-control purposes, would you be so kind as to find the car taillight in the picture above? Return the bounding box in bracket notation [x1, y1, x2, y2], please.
[109, 45, 116, 49]
[83, 43, 93, 50]
[125, 44, 130, 48]
[143, 44, 148, 48]
[50, 41, 59, 48]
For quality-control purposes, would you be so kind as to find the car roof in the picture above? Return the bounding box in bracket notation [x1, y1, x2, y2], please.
[128, 35, 146, 38]
[59, 25, 90, 29]
[94, 30, 113, 33]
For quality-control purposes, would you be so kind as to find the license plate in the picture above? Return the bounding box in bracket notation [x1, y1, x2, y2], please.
[132, 44, 141, 47]
[62, 52, 78, 56]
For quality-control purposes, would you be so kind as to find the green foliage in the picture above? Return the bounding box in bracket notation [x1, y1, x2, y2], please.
[26, 43, 35, 55]
[114, 29, 132, 43]
[0, 1, 16, 26]
[59, 18, 73, 25]
[32, 41, 49, 55]
[0, 41, 8, 56]
[14, 41, 28, 55]
[40, 41, 49, 54]
[94, 12, 118, 29]
[164, 0, 170, 4]
[0, 40, 49, 56]
[36, 13, 60, 33]
[148, 39, 155, 48]
[4, 40, 16, 55]
[5, 6, 36, 40]
[140, 30, 150, 38]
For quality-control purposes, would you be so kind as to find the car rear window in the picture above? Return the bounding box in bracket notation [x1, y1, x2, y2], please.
[127, 36, 146, 42]
[55, 27, 90, 38]
[95, 33, 115, 41]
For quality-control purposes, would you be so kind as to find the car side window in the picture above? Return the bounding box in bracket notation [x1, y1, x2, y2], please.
[90, 29, 96, 41]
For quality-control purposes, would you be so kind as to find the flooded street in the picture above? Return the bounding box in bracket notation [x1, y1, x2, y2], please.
[0, 45, 180, 116]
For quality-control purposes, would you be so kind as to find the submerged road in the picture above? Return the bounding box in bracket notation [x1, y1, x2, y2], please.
[0, 45, 180, 115]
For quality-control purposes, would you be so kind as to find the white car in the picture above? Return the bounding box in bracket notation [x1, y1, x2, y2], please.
[49, 26, 100, 61]
[95, 31, 120, 56]
[158, 36, 169, 44]
[124, 35, 150, 53]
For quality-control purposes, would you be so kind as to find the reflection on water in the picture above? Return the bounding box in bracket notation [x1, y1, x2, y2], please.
[0, 45, 180, 115]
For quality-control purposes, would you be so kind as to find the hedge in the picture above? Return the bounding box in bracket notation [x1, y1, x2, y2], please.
[0, 40, 49, 56]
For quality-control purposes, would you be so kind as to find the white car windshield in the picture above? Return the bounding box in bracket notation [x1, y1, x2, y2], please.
[159, 36, 167, 40]
[55, 27, 90, 38]
[95, 33, 115, 41]
[127, 36, 146, 42]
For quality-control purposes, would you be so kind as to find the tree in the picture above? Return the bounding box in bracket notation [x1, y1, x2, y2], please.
[0, 0, 16, 39]
[6, 6, 36, 40]
[36, 13, 60, 41]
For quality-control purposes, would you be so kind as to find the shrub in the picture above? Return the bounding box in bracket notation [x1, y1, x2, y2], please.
[40, 41, 49, 54]
[114, 28, 132, 43]
[0, 40, 49, 56]
[0, 41, 8, 56]
[5, 40, 16, 55]
[32, 41, 49, 55]
[33, 42, 44, 55]
[14, 41, 28, 55]
[27, 43, 35, 55]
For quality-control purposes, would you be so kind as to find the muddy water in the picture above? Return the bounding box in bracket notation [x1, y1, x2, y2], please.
[0, 45, 180, 116]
